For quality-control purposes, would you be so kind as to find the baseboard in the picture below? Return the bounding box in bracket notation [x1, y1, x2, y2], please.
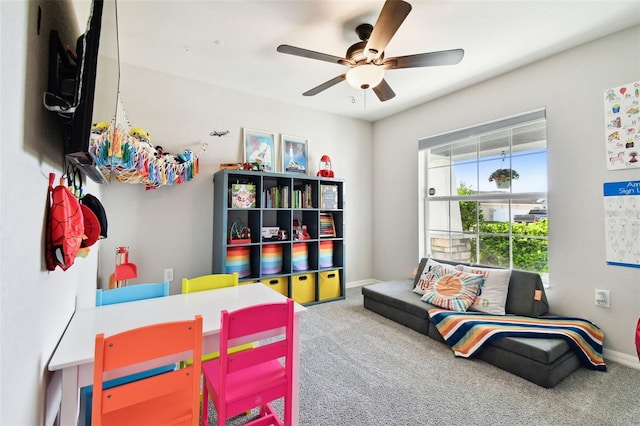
[346, 278, 380, 288]
[604, 348, 640, 369]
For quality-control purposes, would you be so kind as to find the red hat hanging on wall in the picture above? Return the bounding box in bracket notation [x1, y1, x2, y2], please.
[317, 155, 334, 178]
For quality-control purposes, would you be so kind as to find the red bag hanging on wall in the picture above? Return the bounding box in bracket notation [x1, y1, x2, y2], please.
[45, 173, 84, 271]
[636, 317, 640, 361]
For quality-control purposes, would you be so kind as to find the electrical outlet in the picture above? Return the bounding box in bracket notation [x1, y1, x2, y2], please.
[595, 289, 610, 308]
[164, 268, 174, 282]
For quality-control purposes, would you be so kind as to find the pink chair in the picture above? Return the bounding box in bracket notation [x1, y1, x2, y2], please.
[201, 299, 294, 426]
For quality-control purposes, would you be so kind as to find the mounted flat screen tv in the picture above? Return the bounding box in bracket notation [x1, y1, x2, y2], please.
[45, 0, 107, 183]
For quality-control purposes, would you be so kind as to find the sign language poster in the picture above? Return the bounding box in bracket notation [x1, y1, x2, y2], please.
[604, 80, 640, 170]
[603, 180, 640, 268]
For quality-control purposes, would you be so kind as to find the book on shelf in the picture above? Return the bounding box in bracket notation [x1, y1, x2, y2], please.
[320, 184, 339, 209]
[231, 183, 256, 208]
[292, 184, 312, 208]
[264, 186, 289, 208]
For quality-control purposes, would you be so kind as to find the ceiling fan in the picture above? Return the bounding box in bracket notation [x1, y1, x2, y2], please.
[277, 0, 464, 102]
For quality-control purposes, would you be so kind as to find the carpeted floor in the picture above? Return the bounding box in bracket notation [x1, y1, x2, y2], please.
[206, 286, 640, 425]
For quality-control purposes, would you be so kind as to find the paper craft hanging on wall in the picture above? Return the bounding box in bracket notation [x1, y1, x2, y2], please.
[603, 80, 640, 170]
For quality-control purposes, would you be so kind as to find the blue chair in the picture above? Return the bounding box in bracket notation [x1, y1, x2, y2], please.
[79, 282, 172, 425]
[95, 281, 169, 306]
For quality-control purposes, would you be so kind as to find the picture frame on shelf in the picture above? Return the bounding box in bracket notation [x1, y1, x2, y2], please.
[319, 212, 336, 237]
[281, 134, 308, 175]
[243, 128, 276, 172]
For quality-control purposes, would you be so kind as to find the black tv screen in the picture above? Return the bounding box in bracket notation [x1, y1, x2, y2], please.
[45, 0, 106, 184]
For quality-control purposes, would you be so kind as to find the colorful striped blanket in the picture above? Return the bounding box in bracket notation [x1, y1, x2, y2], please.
[428, 309, 606, 371]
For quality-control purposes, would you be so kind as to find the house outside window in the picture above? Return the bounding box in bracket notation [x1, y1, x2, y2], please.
[418, 109, 548, 279]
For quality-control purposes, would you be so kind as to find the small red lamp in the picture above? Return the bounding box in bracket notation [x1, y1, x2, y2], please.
[317, 155, 334, 177]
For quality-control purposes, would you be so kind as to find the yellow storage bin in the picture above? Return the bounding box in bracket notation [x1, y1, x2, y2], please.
[261, 277, 288, 296]
[319, 270, 341, 300]
[292, 273, 316, 304]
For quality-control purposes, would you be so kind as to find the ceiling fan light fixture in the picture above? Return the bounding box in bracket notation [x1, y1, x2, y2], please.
[346, 64, 384, 90]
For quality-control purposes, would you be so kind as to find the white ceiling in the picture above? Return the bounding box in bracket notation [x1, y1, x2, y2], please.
[76, 0, 640, 122]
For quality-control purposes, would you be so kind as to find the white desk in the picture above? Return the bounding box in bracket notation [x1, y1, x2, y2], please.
[48, 283, 306, 426]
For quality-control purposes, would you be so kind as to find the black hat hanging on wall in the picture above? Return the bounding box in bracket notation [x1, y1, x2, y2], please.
[80, 193, 108, 239]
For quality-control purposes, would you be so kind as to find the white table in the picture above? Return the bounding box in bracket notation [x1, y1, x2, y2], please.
[48, 283, 306, 426]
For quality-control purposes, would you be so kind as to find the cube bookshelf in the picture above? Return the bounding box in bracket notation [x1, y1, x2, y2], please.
[212, 169, 345, 305]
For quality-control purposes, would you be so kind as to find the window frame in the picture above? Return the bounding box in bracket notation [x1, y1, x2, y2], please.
[418, 109, 548, 279]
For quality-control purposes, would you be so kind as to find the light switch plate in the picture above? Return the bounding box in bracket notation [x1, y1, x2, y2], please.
[595, 289, 610, 308]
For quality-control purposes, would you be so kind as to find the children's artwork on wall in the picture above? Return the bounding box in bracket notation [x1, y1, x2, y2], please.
[604, 80, 640, 170]
[603, 180, 640, 268]
[281, 134, 308, 175]
[243, 128, 276, 172]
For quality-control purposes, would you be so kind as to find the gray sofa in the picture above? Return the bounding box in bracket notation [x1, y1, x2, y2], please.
[361, 258, 583, 388]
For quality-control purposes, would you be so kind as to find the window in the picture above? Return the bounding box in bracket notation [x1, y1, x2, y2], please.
[418, 109, 548, 278]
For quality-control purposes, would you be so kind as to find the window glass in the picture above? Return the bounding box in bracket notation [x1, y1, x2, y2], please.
[420, 112, 548, 275]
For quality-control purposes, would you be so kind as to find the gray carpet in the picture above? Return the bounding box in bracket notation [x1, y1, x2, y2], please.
[207, 286, 640, 425]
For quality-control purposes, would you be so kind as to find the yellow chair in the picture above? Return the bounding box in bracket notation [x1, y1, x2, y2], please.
[181, 272, 239, 294]
[181, 272, 253, 363]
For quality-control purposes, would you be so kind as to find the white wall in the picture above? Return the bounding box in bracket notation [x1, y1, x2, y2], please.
[372, 25, 640, 363]
[96, 63, 373, 295]
[1, 1, 102, 424]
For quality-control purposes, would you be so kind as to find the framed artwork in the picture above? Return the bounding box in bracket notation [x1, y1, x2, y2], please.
[281, 134, 308, 174]
[319, 212, 336, 237]
[243, 128, 276, 172]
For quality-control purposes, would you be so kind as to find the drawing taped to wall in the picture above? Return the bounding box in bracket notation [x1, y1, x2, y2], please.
[604, 80, 640, 170]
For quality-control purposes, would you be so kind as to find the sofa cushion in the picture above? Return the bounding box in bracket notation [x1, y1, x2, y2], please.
[412, 258, 429, 288]
[487, 336, 571, 364]
[505, 269, 549, 316]
[362, 279, 438, 318]
[420, 266, 484, 312]
[462, 265, 511, 315]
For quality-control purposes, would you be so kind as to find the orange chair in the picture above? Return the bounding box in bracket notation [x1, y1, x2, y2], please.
[80, 282, 173, 425]
[201, 299, 294, 426]
[91, 315, 202, 426]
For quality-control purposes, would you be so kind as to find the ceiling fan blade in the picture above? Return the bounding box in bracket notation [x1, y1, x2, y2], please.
[372, 79, 396, 102]
[365, 0, 412, 62]
[382, 49, 465, 69]
[303, 74, 347, 96]
[277, 45, 353, 66]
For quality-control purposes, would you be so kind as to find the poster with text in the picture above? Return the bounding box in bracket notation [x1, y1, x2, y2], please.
[603, 180, 640, 268]
[603, 80, 640, 170]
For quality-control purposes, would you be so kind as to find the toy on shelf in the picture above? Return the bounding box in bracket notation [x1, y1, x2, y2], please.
[292, 219, 311, 240]
[317, 154, 334, 178]
[229, 217, 251, 244]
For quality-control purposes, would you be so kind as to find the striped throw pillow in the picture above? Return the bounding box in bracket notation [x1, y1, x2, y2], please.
[420, 266, 484, 312]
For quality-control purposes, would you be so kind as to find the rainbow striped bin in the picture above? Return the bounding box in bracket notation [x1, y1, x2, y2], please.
[261, 244, 283, 275]
[292, 242, 309, 271]
[226, 246, 251, 278]
[319, 240, 333, 268]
